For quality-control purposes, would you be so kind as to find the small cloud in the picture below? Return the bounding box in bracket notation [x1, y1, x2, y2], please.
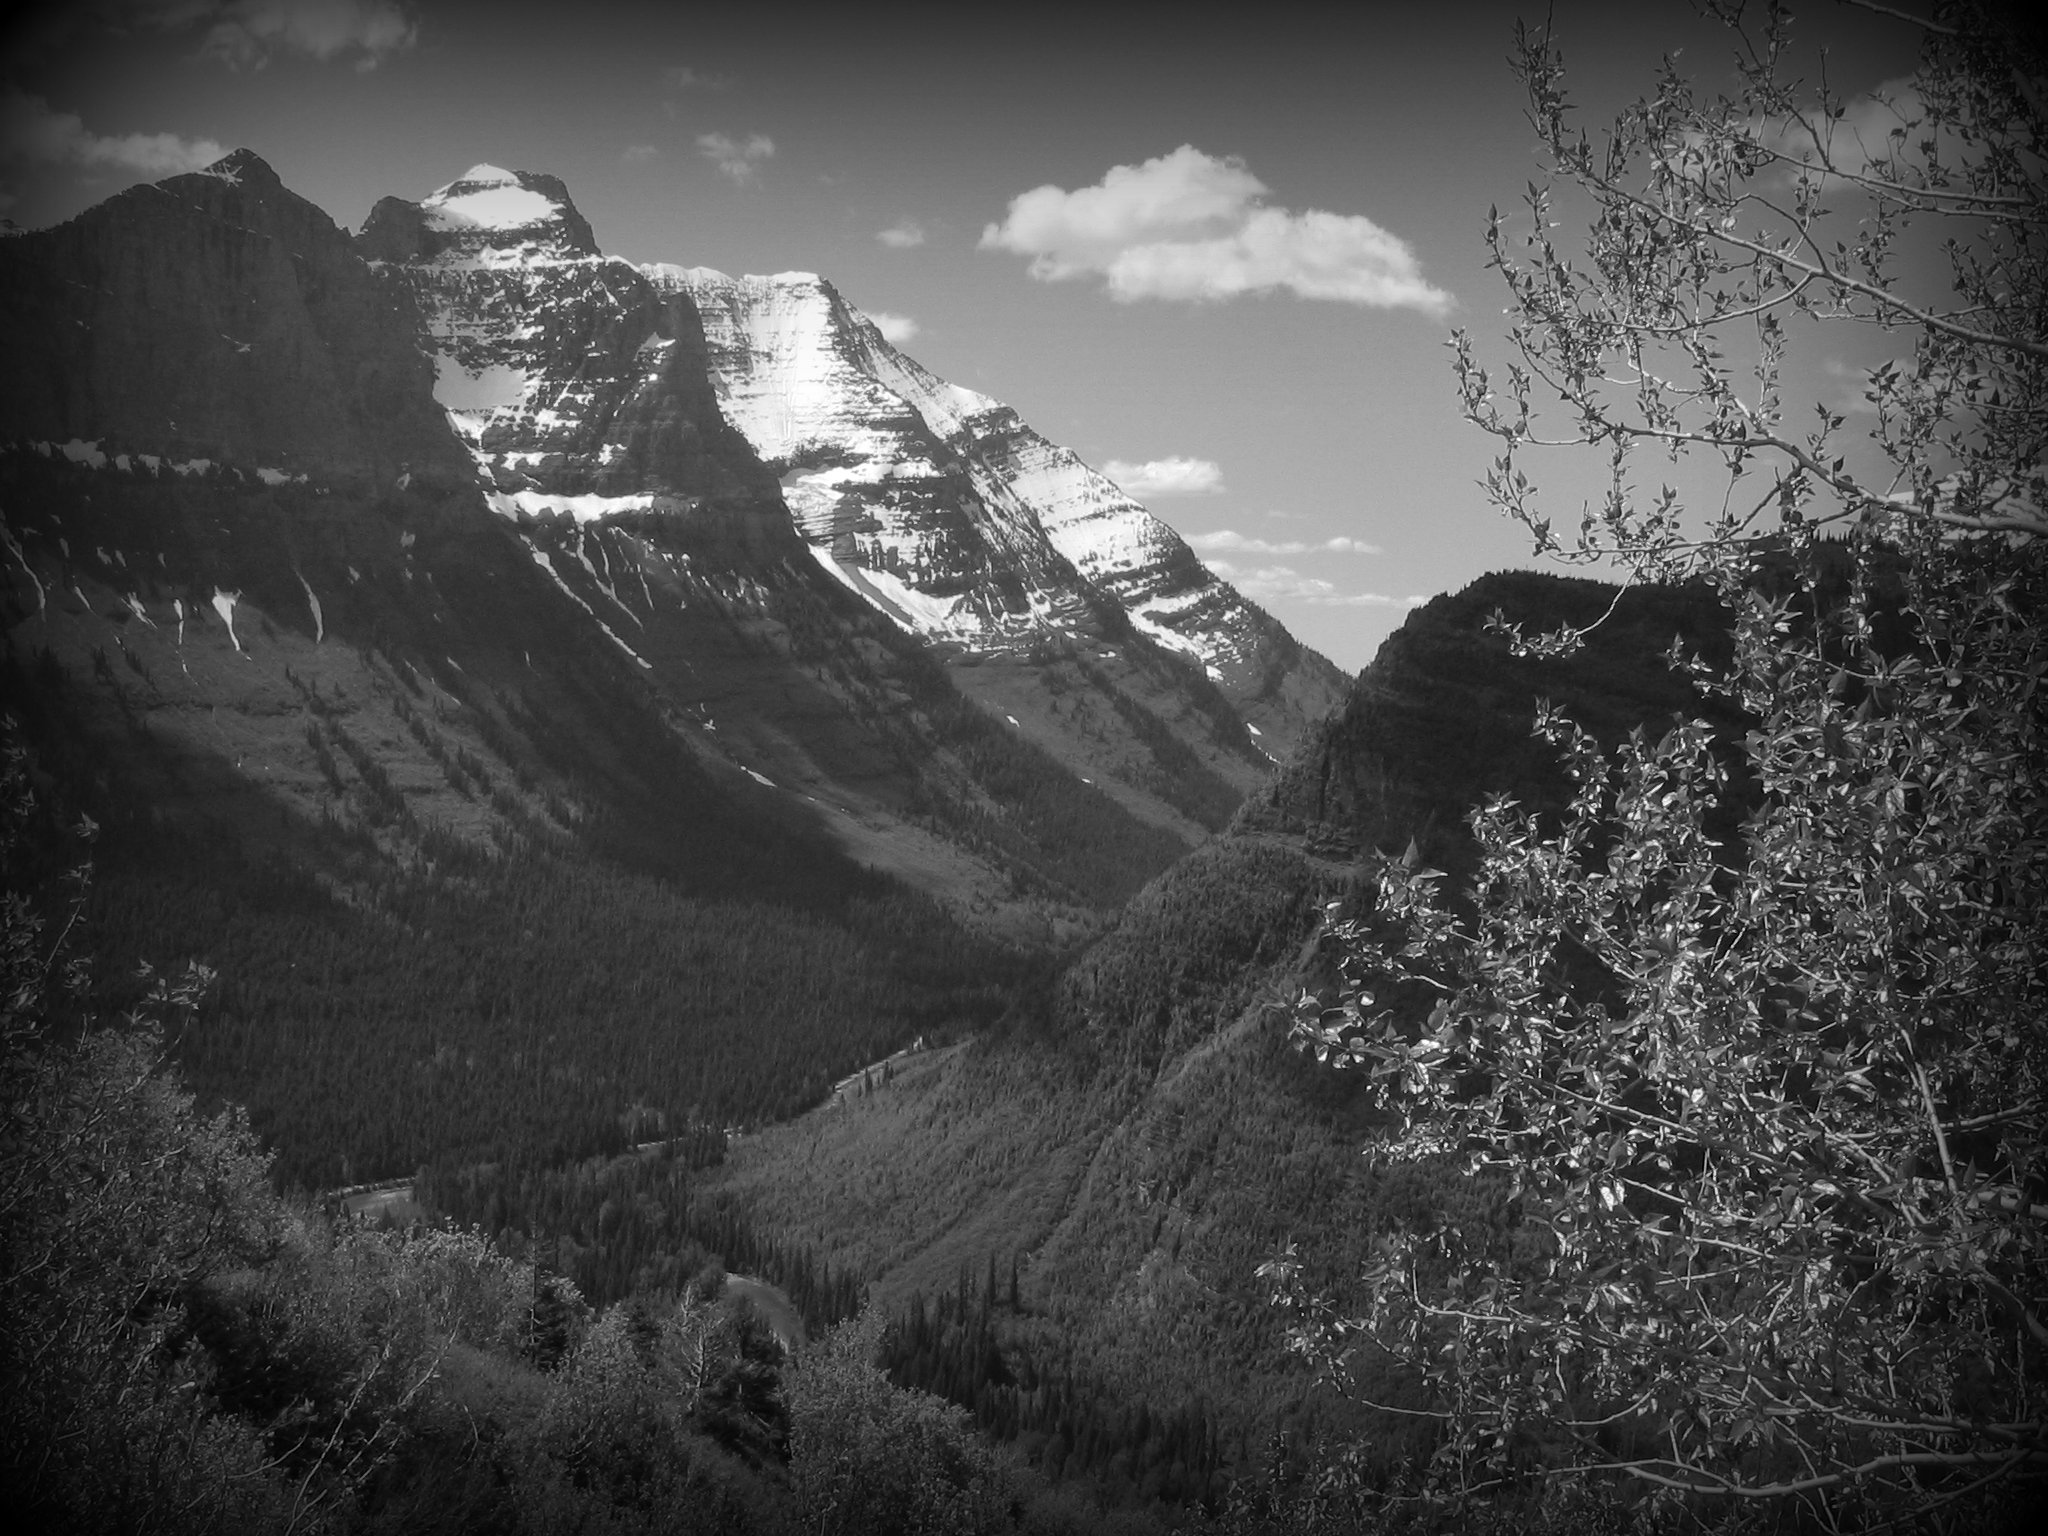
[621, 144, 659, 165]
[1186, 530, 1380, 556]
[983, 144, 1451, 313]
[1, 90, 226, 179]
[698, 131, 774, 184]
[1746, 77, 1932, 181]
[864, 311, 919, 344]
[877, 220, 925, 249]
[1101, 455, 1224, 498]
[1205, 559, 1422, 608]
[661, 64, 726, 90]
[157, 1, 421, 72]
[1822, 357, 1884, 416]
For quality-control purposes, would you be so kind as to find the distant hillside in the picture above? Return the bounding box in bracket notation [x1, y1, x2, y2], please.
[1060, 569, 1739, 1074]
[705, 568, 1746, 1498]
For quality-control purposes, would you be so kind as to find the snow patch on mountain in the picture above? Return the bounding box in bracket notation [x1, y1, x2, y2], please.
[803, 542, 979, 640]
[524, 537, 652, 669]
[13, 438, 311, 487]
[426, 175, 561, 234]
[410, 165, 595, 261]
[298, 574, 324, 643]
[210, 589, 241, 653]
[873, 349, 1277, 677]
[433, 358, 529, 414]
[486, 489, 668, 522]
[667, 268, 899, 463]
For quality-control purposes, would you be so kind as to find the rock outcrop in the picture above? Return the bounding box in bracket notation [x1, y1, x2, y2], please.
[0, 149, 467, 491]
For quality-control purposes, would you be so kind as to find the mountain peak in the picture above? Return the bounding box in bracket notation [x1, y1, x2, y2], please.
[643, 263, 826, 292]
[356, 163, 599, 266]
[192, 148, 282, 187]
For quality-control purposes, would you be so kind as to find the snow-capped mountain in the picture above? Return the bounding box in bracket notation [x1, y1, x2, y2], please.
[357, 164, 745, 523]
[357, 163, 1344, 758]
[666, 266, 1348, 746]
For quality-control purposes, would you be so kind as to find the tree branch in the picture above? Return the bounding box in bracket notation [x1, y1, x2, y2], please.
[1579, 1445, 2048, 1499]
[1553, 166, 2048, 363]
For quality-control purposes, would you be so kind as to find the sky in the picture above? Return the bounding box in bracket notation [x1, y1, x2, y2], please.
[0, 0, 1927, 672]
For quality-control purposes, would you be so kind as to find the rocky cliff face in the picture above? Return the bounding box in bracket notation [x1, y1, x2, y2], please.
[668, 268, 1091, 645]
[0, 149, 467, 491]
[356, 164, 775, 528]
[667, 266, 1350, 756]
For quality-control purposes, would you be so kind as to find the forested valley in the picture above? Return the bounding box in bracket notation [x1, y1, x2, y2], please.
[3, 554, 1740, 1534]
[4, 643, 1026, 1191]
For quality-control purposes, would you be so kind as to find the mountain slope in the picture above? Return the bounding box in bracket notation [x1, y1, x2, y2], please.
[667, 265, 1350, 813]
[707, 569, 1744, 1493]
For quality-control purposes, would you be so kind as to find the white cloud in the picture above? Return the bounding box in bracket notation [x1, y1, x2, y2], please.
[1822, 357, 1885, 416]
[1205, 558, 1423, 608]
[866, 311, 919, 344]
[698, 131, 774, 184]
[621, 144, 659, 165]
[1101, 455, 1224, 497]
[877, 220, 925, 249]
[1186, 529, 1381, 556]
[661, 64, 725, 91]
[1747, 77, 1929, 178]
[163, 1, 419, 71]
[1817, 79, 1928, 168]
[0, 90, 226, 179]
[982, 144, 1451, 313]
[1713, 77, 1992, 202]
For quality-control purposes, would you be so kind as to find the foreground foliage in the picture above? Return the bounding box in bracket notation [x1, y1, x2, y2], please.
[0, 734, 883, 1531]
[2, 722, 1210, 1534]
[1277, 2, 2046, 1530]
